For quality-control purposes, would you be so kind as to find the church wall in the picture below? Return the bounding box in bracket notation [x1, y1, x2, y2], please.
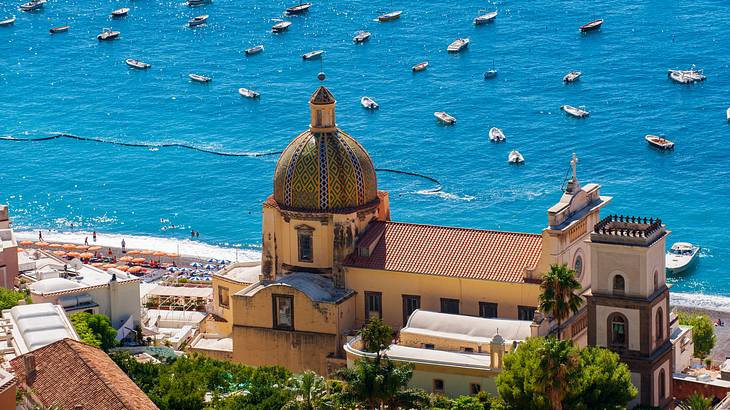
[629, 372, 642, 409]
[652, 357, 672, 407]
[591, 238, 667, 299]
[594, 305, 641, 350]
[211, 275, 252, 333]
[408, 367, 498, 398]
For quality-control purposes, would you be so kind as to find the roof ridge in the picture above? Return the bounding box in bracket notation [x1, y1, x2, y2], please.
[379, 220, 541, 237]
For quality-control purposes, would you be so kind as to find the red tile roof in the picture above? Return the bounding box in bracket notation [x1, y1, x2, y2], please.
[344, 221, 543, 283]
[11, 338, 158, 410]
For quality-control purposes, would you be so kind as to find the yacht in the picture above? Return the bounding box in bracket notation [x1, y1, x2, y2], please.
[508, 150, 524, 164]
[489, 127, 505, 142]
[302, 50, 324, 60]
[447, 38, 469, 53]
[561, 104, 589, 118]
[97, 28, 120, 41]
[474, 10, 497, 25]
[0, 16, 16, 26]
[353, 31, 371, 43]
[645, 135, 674, 150]
[272, 21, 292, 33]
[434, 111, 456, 125]
[125, 59, 151, 69]
[361, 96, 378, 109]
[239, 88, 260, 99]
[665, 242, 699, 274]
[188, 15, 208, 27]
[563, 71, 582, 83]
[245, 45, 264, 55]
[378, 11, 401, 22]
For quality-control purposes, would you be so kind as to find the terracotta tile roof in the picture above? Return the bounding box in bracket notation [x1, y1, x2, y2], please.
[344, 221, 543, 283]
[11, 338, 158, 410]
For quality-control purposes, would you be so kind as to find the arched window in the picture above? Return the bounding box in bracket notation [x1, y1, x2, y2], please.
[658, 369, 666, 399]
[654, 271, 659, 291]
[610, 314, 627, 348]
[656, 308, 664, 341]
[613, 275, 625, 295]
[573, 254, 584, 280]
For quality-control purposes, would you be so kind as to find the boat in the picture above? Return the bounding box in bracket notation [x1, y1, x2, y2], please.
[579, 19, 603, 32]
[508, 150, 524, 164]
[665, 242, 699, 274]
[434, 111, 456, 125]
[0, 16, 16, 26]
[484, 69, 497, 79]
[564, 71, 582, 83]
[187, 0, 211, 6]
[727, 107, 730, 122]
[412, 61, 428, 72]
[645, 134, 674, 150]
[188, 15, 208, 27]
[125, 58, 151, 69]
[474, 10, 497, 25]
[353, 31, 371, 43]
[378, 11, 401, 22]
[19, 0, 45, 12]
[245, 45, 264, 55]
[447, 38, 469, 53]
[561, 105, 589, 118]
[239, 88, 260, 99]
[302, 50, 324, 60]
[272, 21, 292, 33]
[97, 28, 120, 41]
[668, 67, 705, 83]
[111, 8, 129, 17]
[49, 25, 70, 33]
[361, 96, 378, 110]
[189, 73, 211, 82]
[286, 2, 312, 15]
[489, 127, 505, 142]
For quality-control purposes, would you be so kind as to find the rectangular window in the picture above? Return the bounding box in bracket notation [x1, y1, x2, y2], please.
[218, 286, 230, 309]
[462, 347, 474, 353]
[298, 230, 313, 262]
[479, 302, 498, 318]
[424, 343, 435, 350]
[365, 291, 382, 319]
[273, 294, 294, 330]
[433, 379, 445, 394]
[402, 295, 421, 325]
[470, 383, 481, 395]
[440, 298, 459, 315]
[518, 306, 537, 321]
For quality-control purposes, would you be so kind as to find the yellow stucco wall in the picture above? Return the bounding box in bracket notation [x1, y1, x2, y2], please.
[409, 367, 498, 397]
[590, 235, 667, 298]
[211, 275, 252, 333]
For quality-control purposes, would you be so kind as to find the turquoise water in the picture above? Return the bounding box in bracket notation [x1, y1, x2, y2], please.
[1, 0, 729, 296]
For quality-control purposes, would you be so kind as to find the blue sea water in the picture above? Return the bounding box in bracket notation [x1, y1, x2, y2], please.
[1, 0, 729, 296]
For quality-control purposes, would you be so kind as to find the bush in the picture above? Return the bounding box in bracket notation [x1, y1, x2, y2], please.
[69, 312, 117, 351]
[677, 311, 717, 358]
[0, 288, 30, 310]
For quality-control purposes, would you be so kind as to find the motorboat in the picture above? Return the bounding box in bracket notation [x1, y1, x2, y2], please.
[378, 11, 402, 22]
[188, 15, 208, 27]
[361, 96, 378, 109]
[97, 28, 120, 41]
[0, 16, 16, 26]
[125, 58, 151, 69]
[563, 71, 582, 83]
[668, 68, 705, 83]
[353, 31, 371, 43]
[645, 134, 674, 150]
[187, 0, 211, 6]
[484, 69, 497, 79]
[665, 242, 699, 274]
[489, 127, 505, 142]
[111, 8, 129, 17]
[239, 88, 260, 99]
[434, 111, 456, 125]
[508, 150, 524, 164]
[49, 25, 70, 33]
[412, 61, 428, 72]
[189, 73, 211, 82]
[19, 0, 45, 12]
[474, 10, 497, 25]
[286, 2, 311, 15]
[669, 71, 692, 84]
[245, 45, 264, 55]
[302, 49, 324, 60]
[727, 107, 730, 122]
[561, 104, 589, 118]
[579, 19, 603, 32]
[447, 38, 469, 53]
[272, 21, 292, 33]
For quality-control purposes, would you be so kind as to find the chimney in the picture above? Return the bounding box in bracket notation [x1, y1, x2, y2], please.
[24, 353, 36, 381]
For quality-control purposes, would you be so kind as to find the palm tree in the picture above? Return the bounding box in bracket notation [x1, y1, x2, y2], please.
[679, 392, 713, 410]
[539, 264, 583, 340]
[282, 370, 333, 410]
[333, 357, 425, 409]
[537, 338, 579, 410]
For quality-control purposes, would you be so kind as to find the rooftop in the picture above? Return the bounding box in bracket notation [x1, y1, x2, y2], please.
[239, 272, 355, 303]
[590, 214, 667, 247]
[25, 253, 139, 295]
[214, 261, 261, 284]
[403, 310, 533, 345]
[2, 303, 79, 355]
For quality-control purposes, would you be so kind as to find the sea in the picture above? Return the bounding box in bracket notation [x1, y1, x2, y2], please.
[1, 0, 729, 310]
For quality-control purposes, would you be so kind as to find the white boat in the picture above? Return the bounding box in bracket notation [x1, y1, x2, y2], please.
[19, 0, 45, 12]
[412, 61, 428, 72]
[272, 21, 292, 33]
[97, 28, 120, 41]
[286, 2, 312, 15]
[645, 134, 674, 150]
[125, 58, 151, 69]
[361, 96, 378, 109]
[239, 88, 260, 99]
[353, 31, 371, 43]
[189, 15, 208, 27]
[112, 8, 129, 17]
[508, 150, 524, 164]
[187, 0, 211, 6]
[665, 242, 699, 274]
[0, 16, 16, 26]
[189, 73, 211, 82]
[489, 127, 505, 142]
[245, 45, 264, 55]
[484, 69, 497, 79]
[474, 10, 497, 25]
[302, 50, 324, 60]
[447, 38, 469, 53]
[564, 71, 582, 83]
[378, 10, 401, 22]
[561, 104, 589, 118]
[727, 107, 730, 122]
[669, 71, 692, 84]
[668, 67, 705, 82]
[434, 111, 456, 125]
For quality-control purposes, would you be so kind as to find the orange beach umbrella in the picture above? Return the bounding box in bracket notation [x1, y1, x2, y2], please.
[49, 243, 63, 249]
[140, 250, 154, 255]
[132, 257, 146, 264]
[34, 241, 49, 247]
[128, 266, 142, 274]
[166, 253, 178, 258]
[80, 252, 94, 259]
[74, 245, 88, 250]
[67, 251, 81, 258]
[127, 250, 141, 255]
[62, 243, 76, 249]
[19, 240, 34, 246]
[153, 251, 167, 257]
[116, 265, 129, 271]
[88, 246, 102, 251]
[52, 250, 66, 256]
[119, 256, 134, 262]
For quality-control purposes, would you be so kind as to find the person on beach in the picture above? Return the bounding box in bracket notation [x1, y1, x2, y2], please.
[191, 230, 195, 238]
[84, 237, 89, 246]
[38, 230, 43, 241]
[121, 239, 126, 253]
[93, 231, 97, 242]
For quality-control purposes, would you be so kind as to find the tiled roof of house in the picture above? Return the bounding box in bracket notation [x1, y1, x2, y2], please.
[11, 338, 158, 410]
[344, 221, 543, 283]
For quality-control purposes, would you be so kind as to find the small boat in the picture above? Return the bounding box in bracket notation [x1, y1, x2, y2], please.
[272, 21, 292, 33]
[187, 0, 211, 6]
[412, 61, 428, 72]
[286, 2, 312, 15]
[353, 31, 371, 43]
[378, 11, 402, 22]
[474, 10, 497, 25]
[489, 127, 505, 142]
[561, 105, 589, 118]
[726, 107, 730, 122]
[579, 19, 603, 32]
[669, 70, 692, 84]
[239, 88, 260, 99]
[111, 8, 129, 17]
[189, 15, 208, 27]
[97, 28, 120, 41]
[434, 111, 456, 125]
[50, 25, 70, 33]
[665, 242, 699, 274]
[19, 0, 45, 12]
[189, 73, 211, 83]
[125, 58, 151, 69]
[508, 150, 524, 164]
[563, 71, 582, 83]
[361, 96, 378, 109]
[302, 50, 324, 60]
[0, 16, 16, 26]
[645, 134, 674, 150]
[447, 38, 469, 53]
[484, 69, 497, 79]
[245, 45, 264, 55]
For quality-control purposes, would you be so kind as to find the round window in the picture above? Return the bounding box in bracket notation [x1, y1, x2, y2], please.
[574, 254, 584, 279]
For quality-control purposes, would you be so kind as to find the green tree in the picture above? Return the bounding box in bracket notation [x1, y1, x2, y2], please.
[69, 312, 117, 351]
[449, 395, 484, 410]
[536, 338, 579, 410]
[282, 370, 332, 410]
[358, 316, 393, 353]
[0, 288, 30, 310]
[539, 264, 583, 340]
[334, 356, 425, 409]
[564, 346, 637, 410]
[679, 392, 713, 410]
[677, 311, 717, 358]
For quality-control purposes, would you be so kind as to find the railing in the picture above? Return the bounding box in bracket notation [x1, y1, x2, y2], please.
[593, 214, 663, 238]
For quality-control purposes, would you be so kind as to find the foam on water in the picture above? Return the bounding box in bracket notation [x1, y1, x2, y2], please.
[670, 292, 730, 313]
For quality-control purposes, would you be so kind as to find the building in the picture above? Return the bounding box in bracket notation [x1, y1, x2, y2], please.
[1, 303, 80, 357]
[0, 205, 19, 289]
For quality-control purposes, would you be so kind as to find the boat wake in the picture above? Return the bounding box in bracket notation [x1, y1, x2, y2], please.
[416, 189, 475, 201]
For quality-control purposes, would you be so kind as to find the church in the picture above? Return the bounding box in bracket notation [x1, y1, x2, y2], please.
[196, 86, 673, 409]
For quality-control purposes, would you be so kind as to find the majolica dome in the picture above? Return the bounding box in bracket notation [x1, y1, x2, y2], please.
[273, 87, 378, 212]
